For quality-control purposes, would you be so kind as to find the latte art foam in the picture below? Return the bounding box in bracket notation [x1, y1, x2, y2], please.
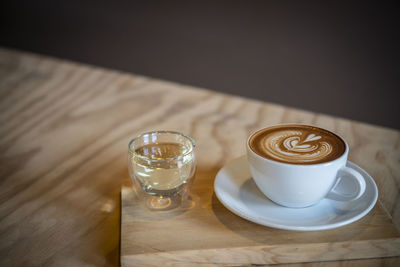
[249, 125, 346, 164]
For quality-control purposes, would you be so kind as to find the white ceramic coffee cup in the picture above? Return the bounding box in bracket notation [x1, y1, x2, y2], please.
[246, 125, 366, 208]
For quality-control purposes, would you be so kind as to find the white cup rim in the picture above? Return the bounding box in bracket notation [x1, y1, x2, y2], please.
[247, 123, 349, 168]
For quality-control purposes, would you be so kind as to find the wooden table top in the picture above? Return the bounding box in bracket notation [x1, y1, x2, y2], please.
[1, 47, 399, 266]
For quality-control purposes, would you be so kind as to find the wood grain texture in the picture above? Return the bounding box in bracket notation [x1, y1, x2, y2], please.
[121, 183, 400, 266]
[121, 238, 400, 267]
[0, 47, 399, 266]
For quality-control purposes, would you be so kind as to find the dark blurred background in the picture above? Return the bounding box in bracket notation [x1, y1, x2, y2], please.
[1, 1, 399, 129]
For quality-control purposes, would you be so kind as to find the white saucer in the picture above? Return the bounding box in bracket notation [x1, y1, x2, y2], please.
[214, 156, 378, 231]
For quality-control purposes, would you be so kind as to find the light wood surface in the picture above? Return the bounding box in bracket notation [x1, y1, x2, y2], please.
[1, 47, 399, 266]
[122, 183, 400, 266]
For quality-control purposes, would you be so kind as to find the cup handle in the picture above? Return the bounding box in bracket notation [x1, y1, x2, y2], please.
[326, 166, 366, 201]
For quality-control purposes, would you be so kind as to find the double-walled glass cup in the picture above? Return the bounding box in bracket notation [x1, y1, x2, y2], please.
[128, 131, 196, 210]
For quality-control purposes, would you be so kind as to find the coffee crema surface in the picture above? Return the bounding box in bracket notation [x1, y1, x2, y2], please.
[249, 125, 346, 164]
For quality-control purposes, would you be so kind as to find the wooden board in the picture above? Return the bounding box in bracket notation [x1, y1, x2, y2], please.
[1, 47, 400, 266]
[121, 183, 400, 266]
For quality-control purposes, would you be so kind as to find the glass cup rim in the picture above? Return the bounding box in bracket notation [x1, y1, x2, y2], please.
[128, 130, 196, 161]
